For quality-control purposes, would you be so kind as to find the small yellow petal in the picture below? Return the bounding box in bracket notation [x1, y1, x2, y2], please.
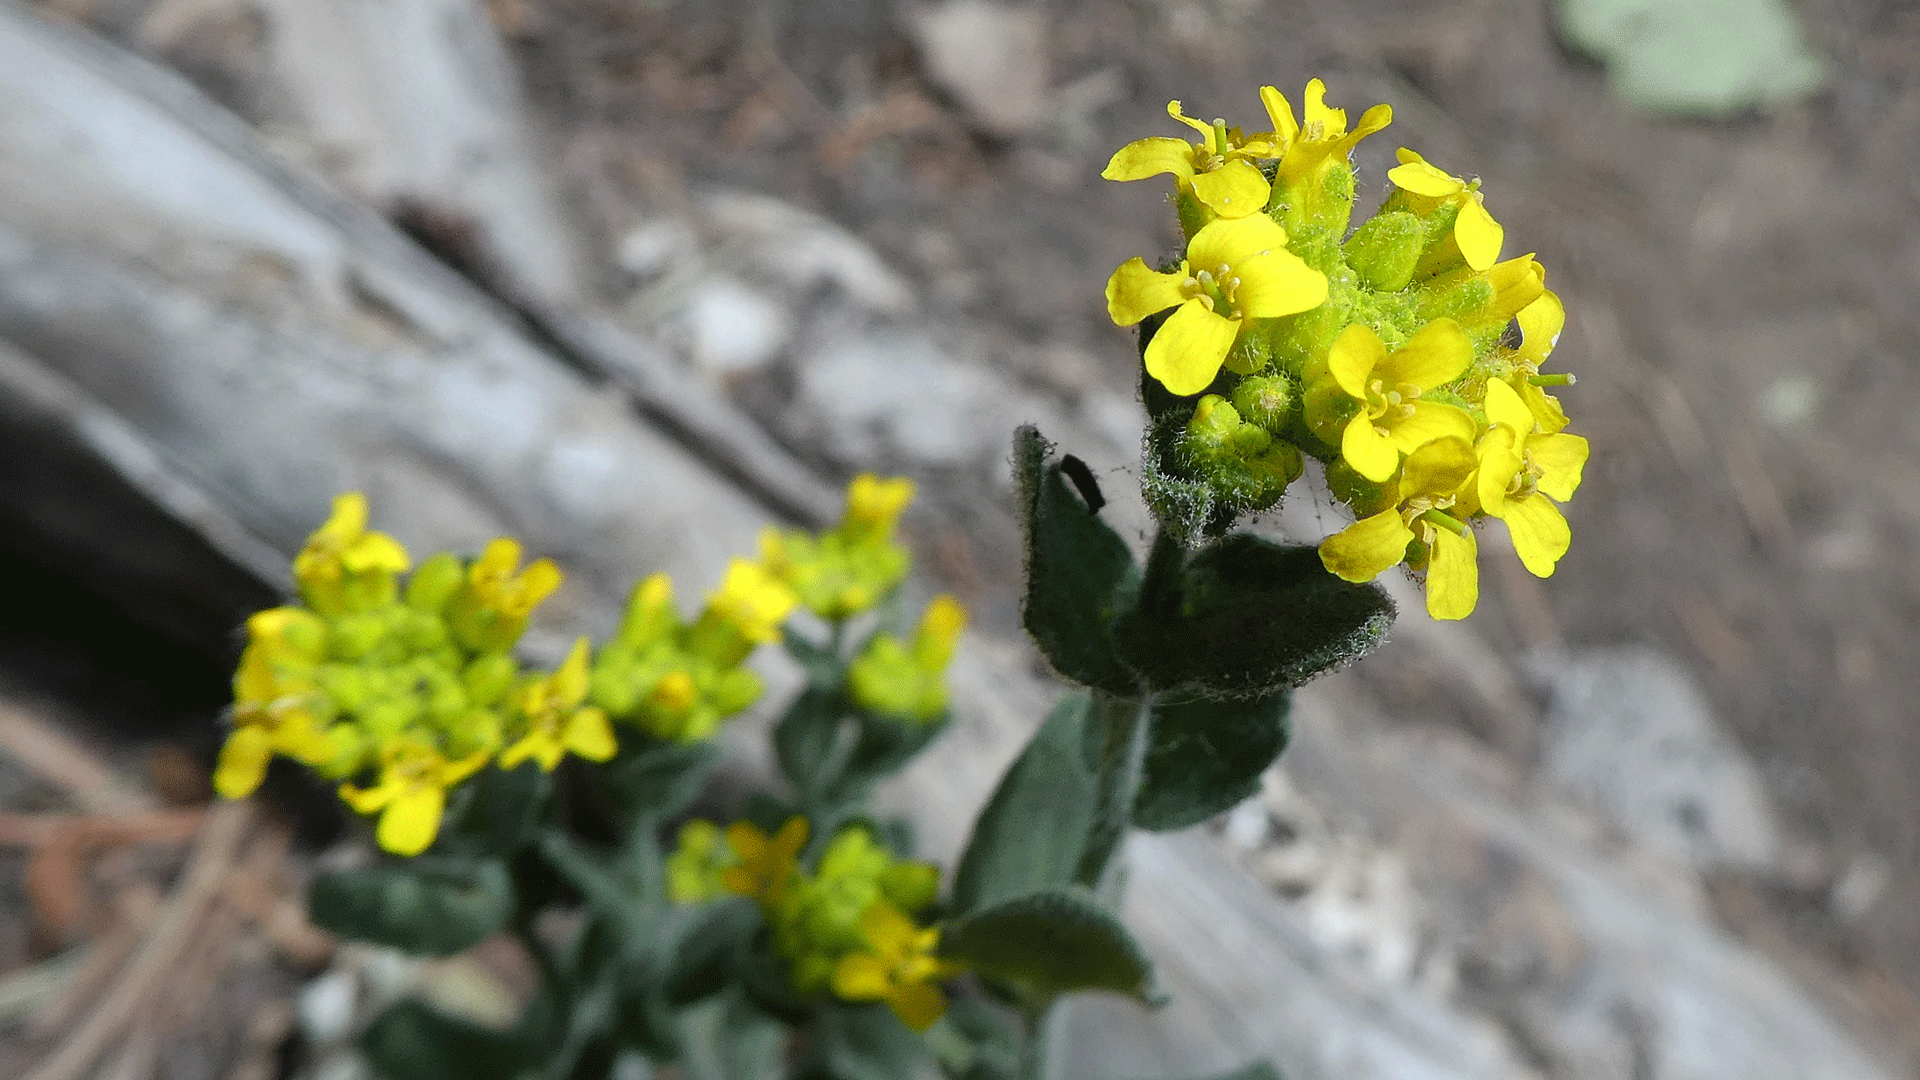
[1186, 213, 1289, 272]
[213, 726, 274, 800]
[1388, 402, 1477, 455]
[1230, 250, 1329, 319]
[1475, 427, 1523, 512]
[1302, 79, 1341, 134]
[1328, 323, 1386, 400]
[554, 637, 593, 706]
[564, 707, 618, 763]
[378, 784, 445, 857]
[1105, 258, 1188, 327]
[1399, 436, 1478, 498]
[1482, 378, 1536, 438]
[1189, 159, 1270, 217]
[1501, 496, 1572, 577]
[1425, 526, 1480, 620]
[888, 981, 948, 1032]
[1486, 254, 1546, 320]
[1386, 151, 1461, 197]
[832, 953, 893, 1001]
[1454, 197, 1504, 272]
[1165, 100, 1214, 145]
[1258, 85, 1298, 144]
[1350, 102, 1393, 141]
[1102, 136, 1200, 183]
[1379, 318, 1473, 390]
[1518, 380, 1570, 434]
[1528, 432, 1590, 502]
[1320, 509, 1415, 583]
[343, 531, 411, 574]
[1342, 414, 1402, 483]
[1143, 300, 1238, 397]
[1515, 291, 1565, 366]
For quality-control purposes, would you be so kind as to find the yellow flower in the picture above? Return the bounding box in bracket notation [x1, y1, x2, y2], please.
[338, 734, 490, 856]
[1501, 290, 1572, 433]
[844, 474, 916, 537]
[848, 594, 967, 723]
[1387, 148, 1504, 272]
[666, 819, 740, 904]
[292, 493, 411, 615]
[1260, 79, 1392, 189]
[1468, 380, 1589, 578]
[1481, 253, 1548, 323]
[1320, 436, 1483, 619]
[722, 816, 809, 904]
[467, 538, 563, 619]
[217, 608, 337, 798]
[499, 638, 617, 771]
[1107, 215, 1328, 396]
[1102, 101, 1276, 219]
[831, 901, 956, 1032]
[704, 558, 799, 646]
[1327, 320, 1477, 482]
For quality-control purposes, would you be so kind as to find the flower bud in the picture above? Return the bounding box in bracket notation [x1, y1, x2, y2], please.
[1344, 211, 1427, 292]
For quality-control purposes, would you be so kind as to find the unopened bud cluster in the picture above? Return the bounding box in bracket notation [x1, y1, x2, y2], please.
[1104, 80, 1589, 619]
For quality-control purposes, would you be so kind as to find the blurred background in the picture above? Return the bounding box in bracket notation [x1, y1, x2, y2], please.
[0, 0, 1916, 1077]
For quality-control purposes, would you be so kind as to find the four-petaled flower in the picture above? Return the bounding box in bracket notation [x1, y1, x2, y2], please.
[1260, 79, 1393, 190]
[843, 474, 916, 539]
[467, 537, 564, 620]
[1387, 149, 1505, 271]
[1102, 101, 1276, 219]
[705, 558, 800, 645]
[338, 733, 490, 856]
[1107, 214, 1328, 396]
[1328, 319, 1477, 482]
[292, 492, 411, 615]
[499, 637, 617, 772]
[1320, 436, 1482, 619]
[831, 900, 957, 1031]
[1466, 379, 1589, 578]
[723, 816, 809, 904]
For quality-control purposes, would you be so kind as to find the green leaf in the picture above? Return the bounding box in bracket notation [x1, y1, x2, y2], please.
[664, 898, 760, 1006]
[597, 738, 722, 824]
[359, 999, 527, 1080]
[939, 889, 1155, 1007]
[1133, 690, 1291, 832]
[308, 858, 514, 956]
[823, 712, 946, 807]
[1557, 0, 1825, 116]
[538, 833, 653, 939]
[774, 686, 853, 803]
[679, 988, 787, 1080]
[949, 693, 1100, 916]
[1014, 426, 1143, 695]
[1114, 534, 1393, 699]
[449, 762, 551, 855]
[812, 1001, 933, 1080]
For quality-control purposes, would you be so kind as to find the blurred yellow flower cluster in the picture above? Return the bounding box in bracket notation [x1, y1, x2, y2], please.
[672, 816, 954, 1030]
[1103, 79, 1588, 619]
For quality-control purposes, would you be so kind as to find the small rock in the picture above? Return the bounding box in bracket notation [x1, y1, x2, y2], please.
[1537, 646, 1783, 873]
[906, 0, 1050, 138]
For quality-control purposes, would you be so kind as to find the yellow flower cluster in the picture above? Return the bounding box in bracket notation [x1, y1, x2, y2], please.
[1103, 79, 1588, 619]
[847, 594, 968, 723]
[589, 561, 796, 743]
[675, 817, 953, 1030]
[217, 494, 611, 855]
[760, 474, 915, 622]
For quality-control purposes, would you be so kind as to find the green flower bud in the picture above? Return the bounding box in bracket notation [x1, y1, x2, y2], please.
[1345, 211, 1427, 292]
[405, 552, 465, 613]
[1230, 373, 1300, 433]
[327, 611, 389, 661]
[463, 653, 518, 707]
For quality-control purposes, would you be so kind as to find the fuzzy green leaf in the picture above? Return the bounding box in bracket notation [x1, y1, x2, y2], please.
[308, 858, 513, 957]
[597, 738, 722, 824]
[1133, 690, 1292, 831]
[948, 693, 1101, 916]
[359, 999, 527, 1080]
[1015, 426, 1143, 695]
[939, 889, 1155, 1007]
[664, 898, 760, 1006]
[1114, 534, 1393, 698]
